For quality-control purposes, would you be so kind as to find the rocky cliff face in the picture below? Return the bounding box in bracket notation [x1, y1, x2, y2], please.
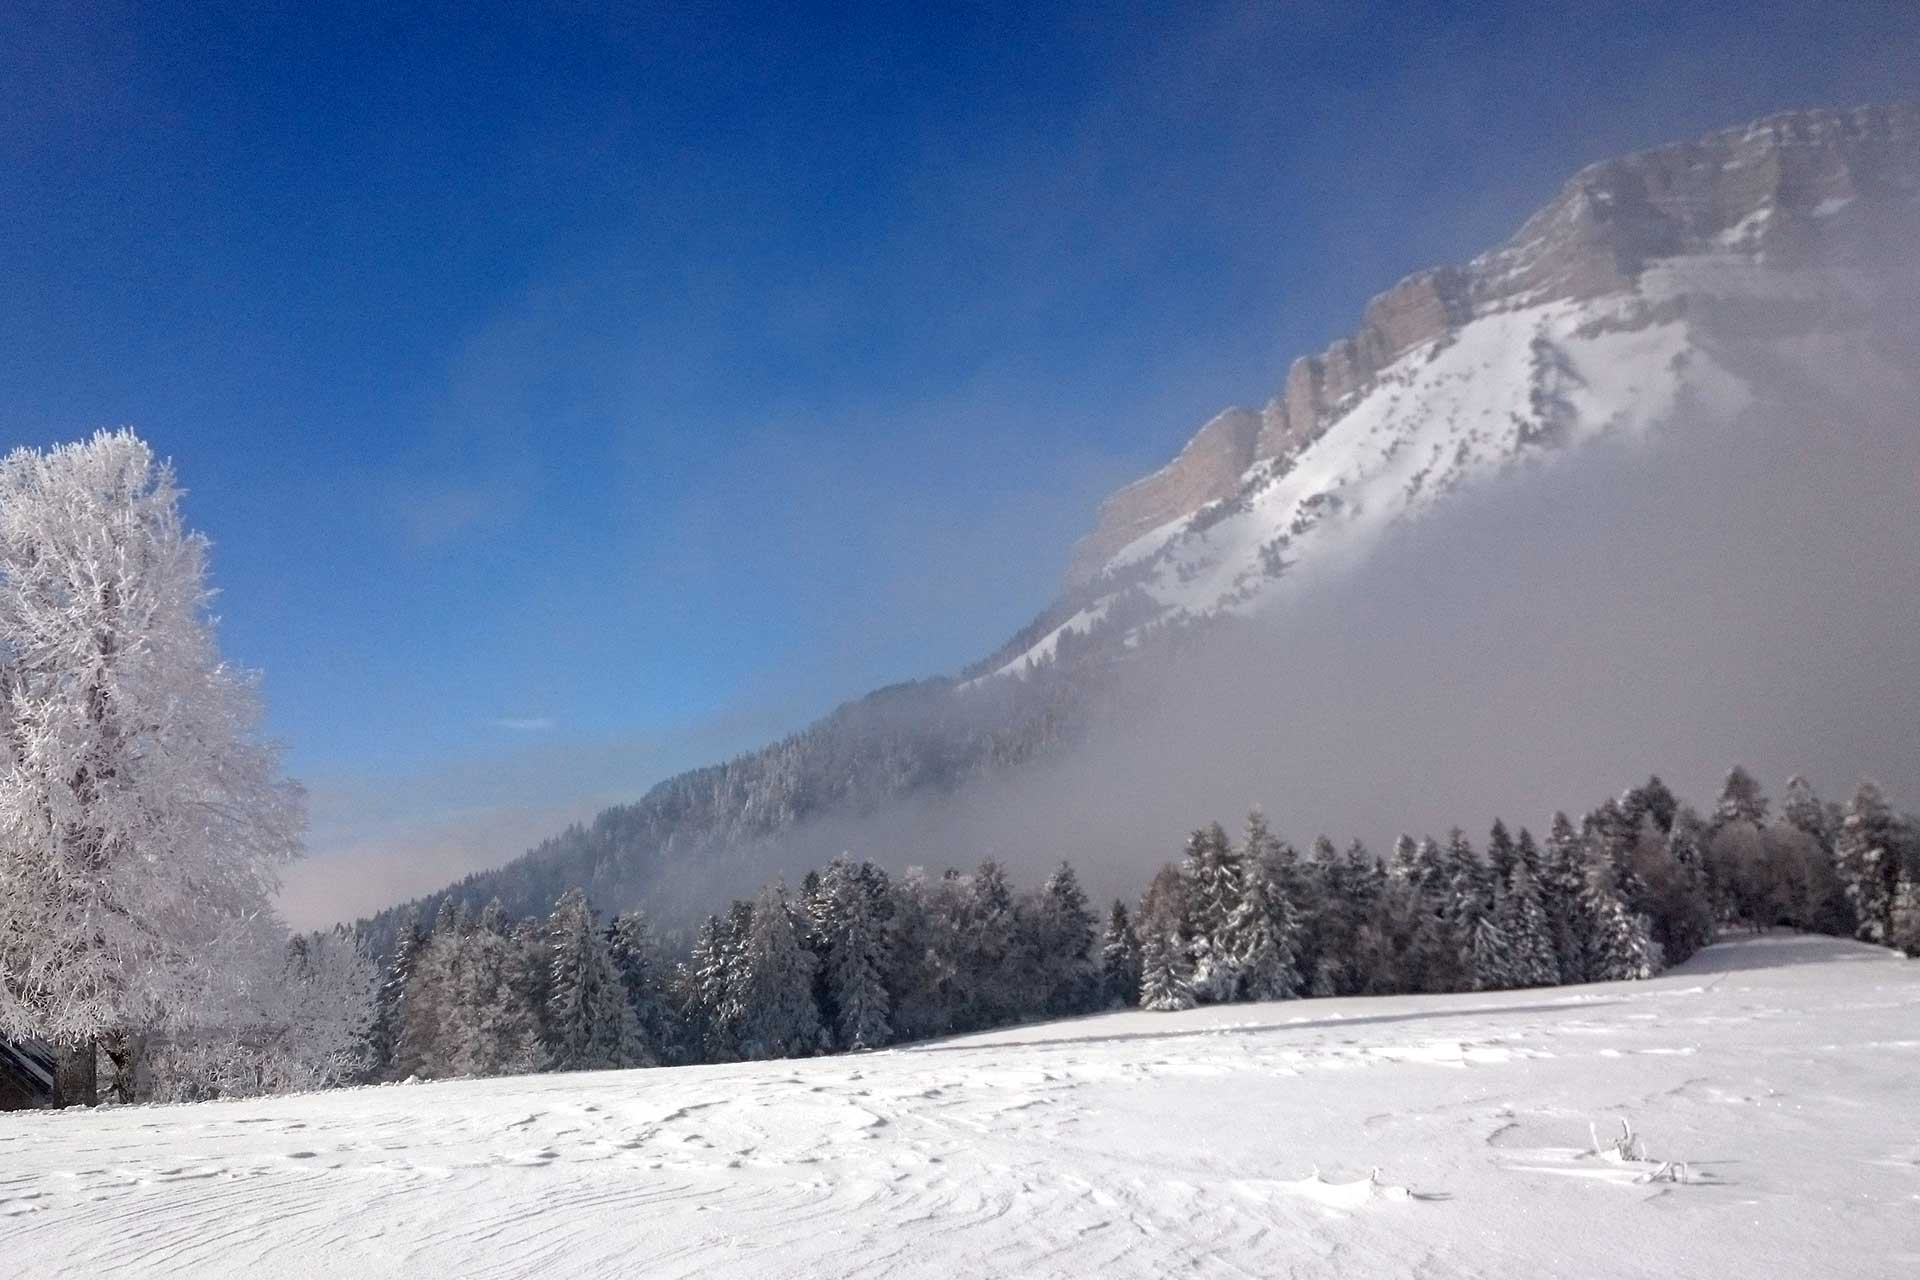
[1064, 103, 1920, 590]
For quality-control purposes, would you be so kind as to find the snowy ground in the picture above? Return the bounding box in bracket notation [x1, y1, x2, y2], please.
[4, 933, 1916, 1278]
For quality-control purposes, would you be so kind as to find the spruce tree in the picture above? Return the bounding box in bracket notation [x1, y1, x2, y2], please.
[1033, 862, 1097, 1015]
[1715, 766, 1770, 829]
[371, 912, 424, 1080]
[1181, 823, 1245, 1002]
[816, 857, 892, 1051]
[1225, 855, 1301, 1002]
[545, 889, 646, 1072]
[1540, 812, 1588, 983]
[1099, 900, 1142, 1009]
[1581, 865, 1658, 981]
[1500, 863, 1560, 988]
[1138, 929, 1195, 1012]
[732, 880, 823, 1060]
[1487, 820, 1518, 886]
[1836, 781, 1904, 943]
[1470, 889, 1515, 992]
[448, 900, 542, 1077]
[607, 908, 677, 1065]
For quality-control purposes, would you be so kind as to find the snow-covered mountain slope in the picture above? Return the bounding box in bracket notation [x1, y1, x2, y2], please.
[4, 933, 1916, 1278]
[990, 104, 1920, 680]
[352, 103, 1920, 946]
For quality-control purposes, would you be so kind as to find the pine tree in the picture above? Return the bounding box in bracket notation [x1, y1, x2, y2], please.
[733, 880, 823, 1060]
[958, 859, 1021, 1028]
[1099, 900, 1142, 1009]
[1181, 823, 1245, 1002]
[1138, 929, 1195, 1012]
[1540, 812, 1588, 983]
[1621, 776, 1679, 835]
[1031, 862, 1097, 1015]
[371, 912, 424, 1080]
[1470, 889, 1516, 992]
[1836, 781, 1904, 943]
[1487, 820, 1519, 886]
[1715, 765, 1770, 829]
[1512, 827, 1543, 880]
[447, 900, 542, 1078]
[816, 857, 892, 1051]
[1582, 865, 1658, 981]
[1224, 854, 1301, 1002]
[1500, 862, 1560, 988]
[394, 907, 459, 1078]
[607, 908, 677, 1065]
[545, 889, 646, 1072]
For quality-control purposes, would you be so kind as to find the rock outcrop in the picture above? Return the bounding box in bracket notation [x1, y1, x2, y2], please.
[1064, 408, 1259, 587]
[1065, 103, 1919, 589]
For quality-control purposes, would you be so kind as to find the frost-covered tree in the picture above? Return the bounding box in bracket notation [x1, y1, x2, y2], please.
[1714, 765, 1770, 830]
[886, 868, 969, 1041]
[445, 901, 543, 1078]
[1469, 891, 1515, 992]
[732, 880, 822, 1060]
[1487, 819, 1519, 886]
[1539, 812, 1588, 983]
[1500, 862, 1561, 988]
[1836, 781, 1906, 944]
[1181, 822, 1245, 1002]
[815, 857, 891, 1050]
[607, 908, 677, 1065]
[545, 889, 646, 1072]
[959, 859, 1021, 1028]
[370, 910, 424, 1080]
[1098, 900, 1141, 1009]
[0, 432, 305, 1101]
[1621, 775, 1679, 835]
[148, 924, 375, 1102]
[1027, 861, 1097, 1015]
[1582, 864, 1658, 981]
[1221, 852, 1300, 1002]
[1137, 928, 1195, 1012]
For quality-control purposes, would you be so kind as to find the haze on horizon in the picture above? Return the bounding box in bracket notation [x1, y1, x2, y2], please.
[4, 2, 1918, 928]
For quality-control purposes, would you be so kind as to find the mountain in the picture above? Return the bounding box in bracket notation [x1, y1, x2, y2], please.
[988, 103, 1920, 678]
[353, 104, 1920, 953]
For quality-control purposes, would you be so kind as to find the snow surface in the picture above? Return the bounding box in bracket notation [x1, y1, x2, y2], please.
[4, 933, 1916, 1278]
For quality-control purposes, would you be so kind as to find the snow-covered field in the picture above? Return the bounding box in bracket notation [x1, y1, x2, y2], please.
[5, 933, 1916, 1278]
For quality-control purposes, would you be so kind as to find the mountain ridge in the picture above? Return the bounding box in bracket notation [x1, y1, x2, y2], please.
[348, 102, 1920, 953]
[1062, 102, 1920, 589]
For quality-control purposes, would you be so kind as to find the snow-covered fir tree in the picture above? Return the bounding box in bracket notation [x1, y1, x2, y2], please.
[1137, 928, 1195, 1012]
[1469, 891, 1515, 991]
[1540, 812, 1588, 983]
[0, 432, 305, 1102]
[1500, 862, 1561, 988]
[1715, 765, 1770, 829]
[732, 880, 823, 1060]
[1220, 848, 1300, 1002]
[815, 856, 892, 1050]
[1581, 864, 1659, 981]
[545, 889, 647, 1071]
[1181, 822, 1245, 1002]
[1099, 900, 1141, 1009]
[607, 908, 678, 1064]
[1028, 861, 1097, 1015]
[447, 901, 543, 1078]
[1836, 781, 1906, 944]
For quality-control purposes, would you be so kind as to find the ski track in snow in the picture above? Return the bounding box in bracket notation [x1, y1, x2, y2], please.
[4, 933, 1917, 1278]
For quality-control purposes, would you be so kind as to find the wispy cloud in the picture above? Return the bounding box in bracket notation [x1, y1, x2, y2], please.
[391, 477, 522, 548]
[492, 716, 556, 732]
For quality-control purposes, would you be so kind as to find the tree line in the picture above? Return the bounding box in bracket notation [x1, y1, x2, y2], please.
[353, 767, 1919, 1085]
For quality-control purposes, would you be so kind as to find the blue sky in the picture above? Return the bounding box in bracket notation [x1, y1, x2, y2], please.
[4, 0, 1916, 921]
